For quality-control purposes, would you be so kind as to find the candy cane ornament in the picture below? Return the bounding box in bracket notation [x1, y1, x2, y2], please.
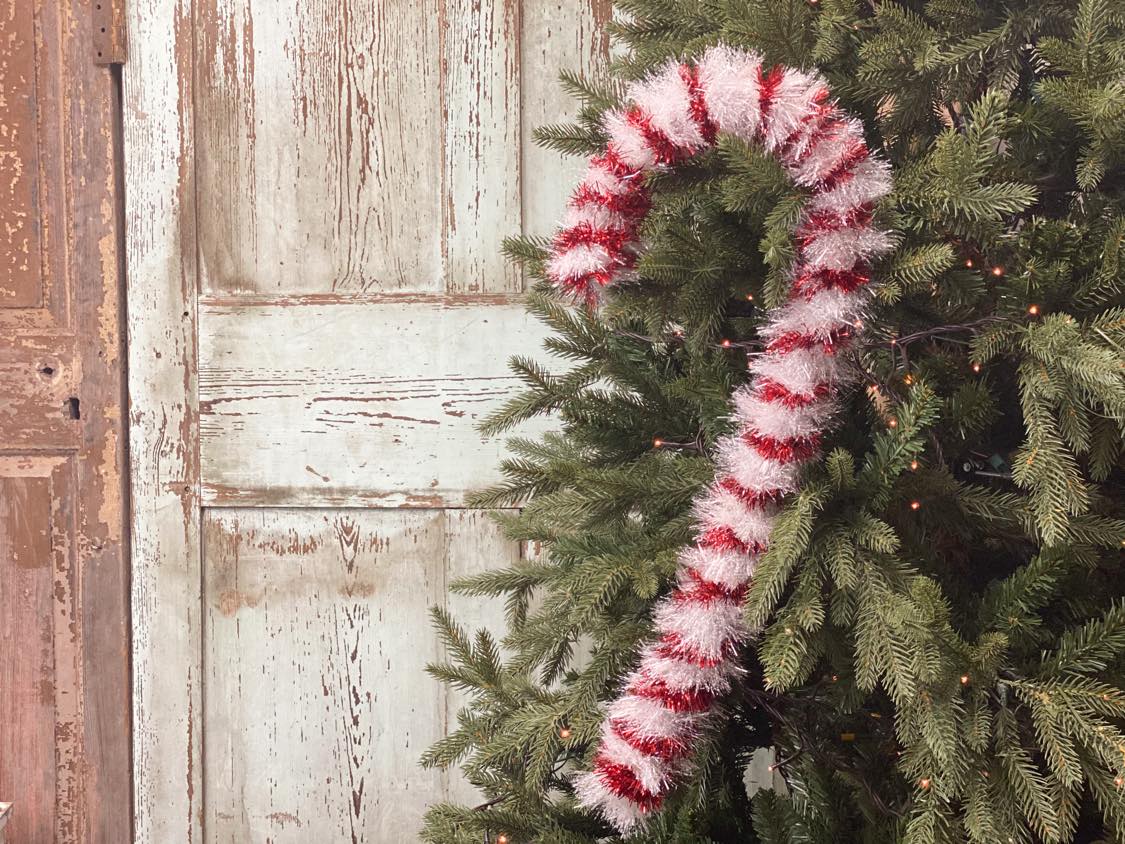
[547, 47, 894, 832]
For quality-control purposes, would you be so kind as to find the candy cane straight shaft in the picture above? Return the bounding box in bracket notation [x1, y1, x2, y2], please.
[546, 47, 893, 832]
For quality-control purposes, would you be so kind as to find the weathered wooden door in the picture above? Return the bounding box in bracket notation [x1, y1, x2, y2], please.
[0, 0, 131, 840]
[123, 1, 609, 840]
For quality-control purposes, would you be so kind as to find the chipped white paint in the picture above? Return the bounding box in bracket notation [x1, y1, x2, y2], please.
[198, 297, 554, 507]
[127, 0, 610, 837]
[203, 509, 513, 839]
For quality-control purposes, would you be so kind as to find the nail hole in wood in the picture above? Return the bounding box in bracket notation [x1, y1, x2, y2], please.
[65, 397, 81, 420]
[40, 366, 55, 376]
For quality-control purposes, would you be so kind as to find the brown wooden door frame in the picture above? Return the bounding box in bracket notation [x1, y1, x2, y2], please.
[0, 0, 132, 840]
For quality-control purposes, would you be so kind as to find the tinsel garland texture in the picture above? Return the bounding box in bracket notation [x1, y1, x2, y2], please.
[546, 47, 894, 832]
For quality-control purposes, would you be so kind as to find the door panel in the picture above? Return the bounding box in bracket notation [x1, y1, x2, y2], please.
[202, 508, 518, 840]
[125, 0, 610, 839]
[198, 297, 552, 507]
[0, 0, 130, 840]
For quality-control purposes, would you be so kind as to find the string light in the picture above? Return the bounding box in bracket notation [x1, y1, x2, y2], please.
[910, 460, 919, 471]
[910, 500, 922, 511]
[1116, 776, 1124, 788]
[888, 418, 898, 429]
[903, 373, 914, 385]
[920, 778, 931, 789]
[960, 675, 970, 685]
[971, 362, 982, 373]
[991, 266, 1004, 277]
[746, 293, 754, 301]
[721, 339, 732, 348]
[965, 259, 973, 268]
[1027, 304, 1040, 316]
[497, 835, 510, 844]
[653, 438, 664, 448]
[559, 726, 572, 739]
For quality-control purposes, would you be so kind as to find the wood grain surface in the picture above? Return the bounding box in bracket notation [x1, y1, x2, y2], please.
[0, 0, 131, 839]
[125, 0, 610, 838]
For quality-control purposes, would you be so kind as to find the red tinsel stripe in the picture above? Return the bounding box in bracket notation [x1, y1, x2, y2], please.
[757, 65, 785, 129]
[778, 101, 836, 164]
[765, 327, 852, 355]
[755, 378, 833, 409]
[698, 525, 748, 553]
[790, 267, 871, 298]
[680, 566, 750, 601]
[820, 141, 869, 191]
[655, 631, 738, 668]
[680, 63, 719, 146]
[718, 477, 784, 508]
[593, 146, 637, 179]
[628, 676, 715, 713]
[743, 430, 822, 463]
[626, 106, 684, 166]
[559, 269, 614, 294]
[572, 182, 652, 218]
[553, 223, 636, 254]
[610, 719, 689, 761]
[797, 204, 875, 243]
[594, 758, 665, 810]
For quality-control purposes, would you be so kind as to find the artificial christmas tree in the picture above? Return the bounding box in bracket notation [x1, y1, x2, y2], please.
[422, 2, 1125, 842]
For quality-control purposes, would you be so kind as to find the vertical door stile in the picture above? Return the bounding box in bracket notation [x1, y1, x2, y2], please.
[122, 0, 202, 839]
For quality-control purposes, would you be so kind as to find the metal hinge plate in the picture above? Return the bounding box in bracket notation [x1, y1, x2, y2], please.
[93, 0, 126, 65]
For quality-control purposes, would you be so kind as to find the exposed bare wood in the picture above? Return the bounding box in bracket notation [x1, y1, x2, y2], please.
[0, 0, 42, 307]
[0, 472, 58, 840]
[122, 0, 201, 838]
[0, 0, 131, 838]
[197, 298, 553, 507]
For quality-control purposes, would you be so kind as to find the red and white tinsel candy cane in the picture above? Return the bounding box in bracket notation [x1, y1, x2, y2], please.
[547, 47, 894, 832]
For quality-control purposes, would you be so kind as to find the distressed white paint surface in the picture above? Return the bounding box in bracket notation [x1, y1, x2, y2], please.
[198, 296, 554, 507]
[203, 508, 512, 841]
[123, 0, 203, 840]
[128, 0, 611, 836]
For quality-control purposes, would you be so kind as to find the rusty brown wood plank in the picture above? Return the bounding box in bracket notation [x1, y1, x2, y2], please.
[122, 0, 202, 838]
[0, 0, 43, 308]
[0, 0, 131, 838]
[0, 335, 80, 451]
[66, 0, 133, 833]
[0, 473, 58, 842]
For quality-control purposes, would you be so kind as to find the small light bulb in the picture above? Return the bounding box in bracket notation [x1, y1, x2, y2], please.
[971, 362, 982, 373]
[853, 320, 864, 329]
[831, 674, 839, 682]
[920, 778, 931, 789]
[1028, 304, 1039, 315]
[746, 293, 754, 301]
[910, 460, 919, 471]
[653, 438, 663, 448]
[768, 764, 777, 771]
[903, 373, 914, 385]
[1116, 776, 1124, 788]
[960, 675, 970, 685]
[721, 339, 732, 348]
[497, 836, 510, 844]
[910, 500, 922, 511]
[888, 418, 898, 429]
[965, 259, 973, 268]
[559, 727, 572, 739]
[991, 266, 1004, 277]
